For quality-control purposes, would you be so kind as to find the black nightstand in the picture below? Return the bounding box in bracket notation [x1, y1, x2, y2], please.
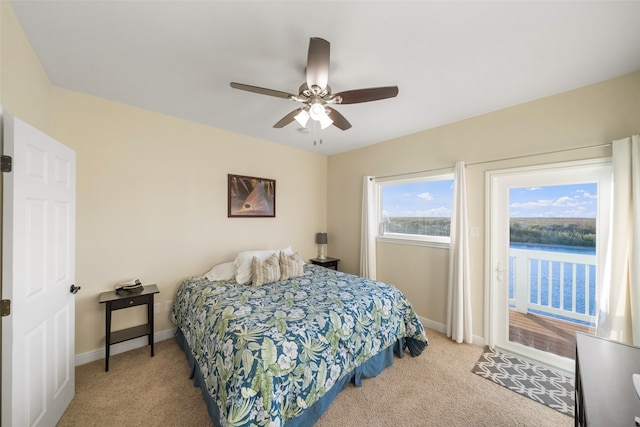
[309, 257, 340, 270]
[99, 284, 159, 371]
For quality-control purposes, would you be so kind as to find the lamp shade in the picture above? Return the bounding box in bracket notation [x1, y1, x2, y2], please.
[318, 114, 333, 129]
[294, 109, 310, 127]
[315, 232, 328, 244]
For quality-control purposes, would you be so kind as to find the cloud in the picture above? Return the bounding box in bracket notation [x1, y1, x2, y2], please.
[552, 196, 579, 207]
[386, 207, 452, 217]
[510, 199, 554, 209]
[512, 194, 590, 210]
[417, 192, 434, 200]
[577, 189, 598, 199]
[510, 184, 598, 218]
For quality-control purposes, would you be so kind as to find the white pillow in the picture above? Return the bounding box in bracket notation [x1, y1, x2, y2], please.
[234, 247, 293, 284]
[203, 262, 236, 281]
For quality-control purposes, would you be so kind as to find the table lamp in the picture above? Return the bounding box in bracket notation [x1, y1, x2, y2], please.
[316, 232, 328, 259]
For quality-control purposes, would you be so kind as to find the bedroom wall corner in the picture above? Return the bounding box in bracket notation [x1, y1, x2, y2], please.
[327, 70, 640, 343]
[0, 1, 53, 133]
[48, 87, 328, 356]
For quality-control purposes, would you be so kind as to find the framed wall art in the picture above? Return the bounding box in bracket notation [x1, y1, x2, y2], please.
[228, 174, 276, 218]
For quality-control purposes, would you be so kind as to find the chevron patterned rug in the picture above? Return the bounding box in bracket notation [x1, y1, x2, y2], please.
[472, 346, 574, 416]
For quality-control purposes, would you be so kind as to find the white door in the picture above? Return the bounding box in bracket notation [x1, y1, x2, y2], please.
[487, 159, 611, 373]
[2, 113, 76, 427]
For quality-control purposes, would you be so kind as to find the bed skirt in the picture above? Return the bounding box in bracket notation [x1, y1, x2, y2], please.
[175, 328, 417, 426]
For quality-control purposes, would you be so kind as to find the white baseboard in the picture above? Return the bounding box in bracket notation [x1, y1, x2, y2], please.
[473, 335, 486, 347]
[420, 316, 485, 347]
[74, 327, 177, 366]
[421, 316, 446, 334]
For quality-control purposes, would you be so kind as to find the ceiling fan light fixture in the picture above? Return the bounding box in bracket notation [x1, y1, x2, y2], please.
[294, 109, 310, 127]
[308, 101, 332, 129]
[319, 114, 333, 130]
[309, 102, 327, 121]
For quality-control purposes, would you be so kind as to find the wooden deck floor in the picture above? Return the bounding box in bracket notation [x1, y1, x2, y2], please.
[509, 309, 595, 360]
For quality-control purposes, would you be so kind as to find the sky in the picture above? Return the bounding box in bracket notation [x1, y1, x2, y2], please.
[509, 183, 598, 218]
[381, 180, 598, 218]
[382, 179, 454, 218]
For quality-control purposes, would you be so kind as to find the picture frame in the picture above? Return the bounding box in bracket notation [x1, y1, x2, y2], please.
[228, 174, 276, 218]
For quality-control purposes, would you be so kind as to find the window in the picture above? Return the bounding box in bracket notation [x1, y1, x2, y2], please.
[377, 173, 454, 247]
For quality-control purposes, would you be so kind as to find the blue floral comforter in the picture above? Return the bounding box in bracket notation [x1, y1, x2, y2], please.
[171, 264, 428, 427]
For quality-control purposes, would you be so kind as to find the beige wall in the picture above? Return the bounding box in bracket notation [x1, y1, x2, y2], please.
[2, 2, 327, 356]
[48, 89, 327, 354]
[328, 71, 640, 340]
[0, 1, 52, 132]
[3, 0, 640, 354]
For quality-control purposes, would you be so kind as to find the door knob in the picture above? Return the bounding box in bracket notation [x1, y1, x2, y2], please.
[70, 284, 81, 294]
[496, 262, 507, 282]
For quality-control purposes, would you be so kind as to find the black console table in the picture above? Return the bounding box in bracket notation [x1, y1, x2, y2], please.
[99, 284, 159, 371]
[575, 332, 640, 426]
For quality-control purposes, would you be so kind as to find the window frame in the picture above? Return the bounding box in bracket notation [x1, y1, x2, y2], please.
[375, 171, 455, 248]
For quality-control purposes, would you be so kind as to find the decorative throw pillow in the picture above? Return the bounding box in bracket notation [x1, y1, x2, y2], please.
[252, 253, 281, 286]
[280, 251, 305, 280]
[203, 262, 236, 281]
[234, 247, 293, 285]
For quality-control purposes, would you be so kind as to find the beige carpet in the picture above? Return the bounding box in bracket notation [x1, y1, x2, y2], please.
[58, 329, 572, 426]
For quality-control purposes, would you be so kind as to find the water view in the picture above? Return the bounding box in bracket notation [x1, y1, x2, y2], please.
[509, 242, 596, 327]
[509, 182, 598, 329]
[506, 182, 602, 361]
[382, 182, 600, 331]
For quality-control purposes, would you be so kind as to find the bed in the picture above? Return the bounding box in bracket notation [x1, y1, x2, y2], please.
[171, 252, 428, 427]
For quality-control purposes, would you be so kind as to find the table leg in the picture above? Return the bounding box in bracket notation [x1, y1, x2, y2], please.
[105, 302, 111, 372]
[148, 296, 155, 357]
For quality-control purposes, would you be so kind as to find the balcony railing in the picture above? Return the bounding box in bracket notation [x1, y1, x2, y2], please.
[509, 248, 596, 326]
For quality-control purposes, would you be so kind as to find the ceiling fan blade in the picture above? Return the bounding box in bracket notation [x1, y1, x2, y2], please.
[334, 86, 399, 104]
[230, 82, 295, 100]
[273, 108, 303, 128]
[306, 37, 330, 92]
[326, 107, 352, 130]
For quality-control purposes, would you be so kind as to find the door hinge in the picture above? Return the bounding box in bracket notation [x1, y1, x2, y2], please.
[1, 299, 10, 317]
[1, 155, 12, 172]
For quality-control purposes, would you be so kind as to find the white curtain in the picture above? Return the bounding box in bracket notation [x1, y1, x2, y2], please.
[447, 161, 473, 343]
[360, 176, 377, 279]
[596, 135, 640, 345]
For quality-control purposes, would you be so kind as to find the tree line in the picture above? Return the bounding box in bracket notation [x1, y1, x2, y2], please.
[510, 219, 596, 247]
[384, 217, 450, 236]
[384, 217, 596, 247]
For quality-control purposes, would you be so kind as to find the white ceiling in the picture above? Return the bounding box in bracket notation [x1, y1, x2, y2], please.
[10, 1, 640, 156]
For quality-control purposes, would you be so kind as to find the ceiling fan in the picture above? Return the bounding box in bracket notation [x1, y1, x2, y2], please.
[230, 37, 399, 131]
